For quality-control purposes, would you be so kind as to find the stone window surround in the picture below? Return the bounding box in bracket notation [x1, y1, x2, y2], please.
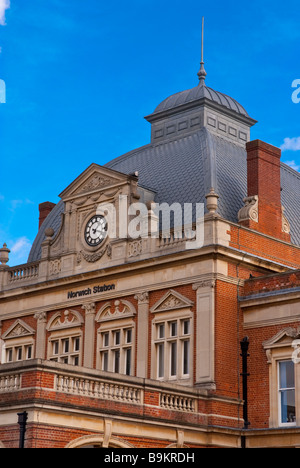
[151, 308, 193, 385]
[263, 328, 300, 428]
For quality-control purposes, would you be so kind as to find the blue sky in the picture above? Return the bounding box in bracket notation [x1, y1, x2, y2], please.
[0, 0, 299, 266]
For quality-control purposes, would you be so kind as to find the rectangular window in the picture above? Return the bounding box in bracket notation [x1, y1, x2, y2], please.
[154, 317, 191, 381]
[279, 360, 296, 425]
[99, 326, 134, 376]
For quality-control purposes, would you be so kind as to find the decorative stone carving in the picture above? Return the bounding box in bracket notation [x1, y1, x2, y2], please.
[205, 188, 219, 214]
[81, 247, 107, 263]
[82, 302, 96, 315]
[34, 311, 47, 323]
[49, 259, 61, 276]
[238, 195, 259, 223]
[192, 279, 216, 290]
[81, 175, 117, 194]
[1, 319, 35, 339]
[0, 243, 10, 265]
[134, 291, 149, 304]
[47, 310, 84, 331]
[96, 300, 137, 322]
[263, 327, 300, 364]
[128, 240, 143, 257]
[151, 289, 193, 313]
[282, 206, 291, 234]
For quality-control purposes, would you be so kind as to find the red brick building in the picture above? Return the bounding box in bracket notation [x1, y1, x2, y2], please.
[0, 63, 300, 448]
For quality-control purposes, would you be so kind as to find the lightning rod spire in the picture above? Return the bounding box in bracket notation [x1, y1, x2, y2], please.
[197, 17, 207, 84]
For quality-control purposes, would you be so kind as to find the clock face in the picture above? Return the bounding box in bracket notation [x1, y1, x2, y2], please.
[84, 215, 107, 247]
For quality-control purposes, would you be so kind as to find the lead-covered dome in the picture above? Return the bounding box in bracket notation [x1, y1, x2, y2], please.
[153, 82, 249, 117]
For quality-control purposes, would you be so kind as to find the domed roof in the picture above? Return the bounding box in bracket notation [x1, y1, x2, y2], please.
[153, 82, 249, 117]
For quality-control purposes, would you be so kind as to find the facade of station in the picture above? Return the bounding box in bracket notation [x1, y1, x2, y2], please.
[1, 64, 300, 448]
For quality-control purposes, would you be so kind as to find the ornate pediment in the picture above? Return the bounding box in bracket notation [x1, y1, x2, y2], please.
[2, 319, 35, 340]
[96, 300, 136, 322]
[46, 310, 84, 331]
[263, 327, 300, 349]
[59, 163, 130, 202]
[150, 289, 193, 313]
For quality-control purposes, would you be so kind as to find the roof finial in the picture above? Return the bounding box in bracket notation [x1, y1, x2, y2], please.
[197, 17, 207, 85]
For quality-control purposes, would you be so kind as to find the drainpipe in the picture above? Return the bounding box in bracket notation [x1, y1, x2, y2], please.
[18, 411, 28, 449]
[240, 337, 250, 447]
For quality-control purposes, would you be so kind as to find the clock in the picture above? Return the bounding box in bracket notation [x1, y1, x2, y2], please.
[84, 215, 107, 247]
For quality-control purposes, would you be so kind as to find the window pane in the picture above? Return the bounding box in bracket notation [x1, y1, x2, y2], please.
[183, 340, 190, 375]
[63, 339, 69, 354]
[125, 348, 132, 376]
[114, 349, 120, 373]
[102, 351, 108, 372]
[170, 342, 177, 376]
[183, 320, 190, 335]
[115, 331, 120, 346]
[53, 341, 59, 355]
[158, 324, 165, 339]
[26, 345, 32, 360]
[280, 361, 295, 389]
[170, 322, 177, 337]
[7, 349, 13, 362]
[103, 333, 109, 347]
[126, 329, 132, 344]
[73, 356, 79, 366]
[158, 343, 164, 378]
[17, 347, 22, 361]
[281, 389, 296, 424]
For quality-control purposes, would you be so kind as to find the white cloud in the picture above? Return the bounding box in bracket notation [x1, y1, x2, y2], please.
[0, 0, 10, 26]
[281, 137, 300, 152]
[283, 160, 300, 172]
[10, 237, 32, 256]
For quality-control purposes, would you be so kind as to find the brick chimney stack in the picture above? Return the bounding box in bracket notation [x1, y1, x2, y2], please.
[238, 140, 290, 242]
[39, 202, 56, 229]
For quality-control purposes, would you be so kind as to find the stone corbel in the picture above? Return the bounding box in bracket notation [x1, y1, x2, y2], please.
[102, 419, 113, 448]
[238, 195, 259, 223]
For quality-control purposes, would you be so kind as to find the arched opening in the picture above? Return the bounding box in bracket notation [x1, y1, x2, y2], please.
[65, 435, 135, 449]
